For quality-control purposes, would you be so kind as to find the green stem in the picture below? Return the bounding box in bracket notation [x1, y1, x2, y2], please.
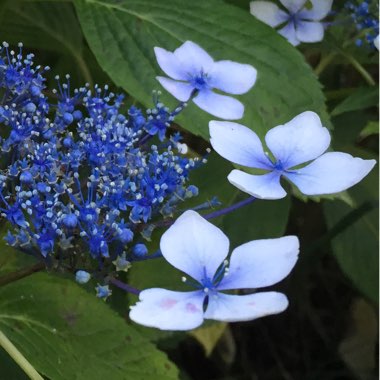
[344, 53, 376, 86]
[0, 262, 45, 287]
[314, 53, 337, 76]
[0, 330, 44, 380]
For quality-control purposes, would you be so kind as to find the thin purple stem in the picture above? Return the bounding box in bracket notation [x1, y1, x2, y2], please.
[203, 196, 257, 220]
[109, 278, 140, 296]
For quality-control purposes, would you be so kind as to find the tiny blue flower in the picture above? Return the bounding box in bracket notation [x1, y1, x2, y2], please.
[209, 111, 376, 199]
[130, 211, 299, 330]
[154, 41, 257, 120]
[96, 284, 112, 300]
[76, 270, 91, 284]
[250, 0, 333, 46]
[112, 254, 132, 272]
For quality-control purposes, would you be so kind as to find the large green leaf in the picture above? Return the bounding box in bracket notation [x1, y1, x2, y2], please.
[0, 273, 178, 380]
[74, 0, 328, 140]
[323, 149, 378, 303]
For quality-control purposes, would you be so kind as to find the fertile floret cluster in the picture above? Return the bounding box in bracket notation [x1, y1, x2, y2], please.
[0, 42, 200, 280]
[345, 0, 379, 48]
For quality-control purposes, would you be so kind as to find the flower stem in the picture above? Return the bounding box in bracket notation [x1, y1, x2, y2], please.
[343, 53, 376, 86]
[203, 196, 257, 220]
[0, 262, 45, 287]
[109, 277, 140, 295]
[0, 330, 44, 380]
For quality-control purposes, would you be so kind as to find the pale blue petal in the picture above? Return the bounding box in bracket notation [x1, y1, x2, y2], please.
[129, 289, 205, 331]
[154, 47, 187, 80]
[279, 0, 306, 13]
[204, 292, 288, 322]
[299, 0, 333, 20]
[174, 41, 214, 76]
[193, 90, 244, 120]
[218, 236, 299, 290]
[156, 76, 194, 101]
[209, 121, 273, 170]
[250, 1, 289, 27]
[228, 169, 287, 199]
[284, 152, 376, 195]
[160, 210, 230, 282]
[265, 111, 330, 169]
[278, 22, 300, 46]
[296, 21, 324, 43]
[209, 60, 257, 95]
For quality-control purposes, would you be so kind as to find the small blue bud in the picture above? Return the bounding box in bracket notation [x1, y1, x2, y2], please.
[63, 112, 74, 125]
[119, 228, 133, 243]
[63, 214, 78, 228]
[24, 102, 36, 113]
[63, 137, 73, 148]
[30, 85, 41, 97]
[132, 243, 148, 257]
[20, 171, 33, 184]
[76, 270, 91, 284]
[72, 110, 83, 120]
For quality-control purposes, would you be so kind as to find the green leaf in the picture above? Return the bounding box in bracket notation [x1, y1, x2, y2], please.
[190, 322, 227, 356]
[360, 121, 379, 139]
[0, 273, 178, 380]
[331, 87, 379, 116]
[323, 149, 378, 303]
[74, 0, 328, 140]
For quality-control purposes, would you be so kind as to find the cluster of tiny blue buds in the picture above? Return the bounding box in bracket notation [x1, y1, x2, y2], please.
[345, 0, 379, 48]
[0, 43, 207, 288]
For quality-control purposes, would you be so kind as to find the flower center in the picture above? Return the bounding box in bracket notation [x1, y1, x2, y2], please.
[190, 72, 209, 91]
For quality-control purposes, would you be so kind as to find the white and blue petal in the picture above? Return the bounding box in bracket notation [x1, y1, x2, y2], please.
[204, 292, 288, 322]
[209, 60, 257, 95]
[279, 0, 306, 13]
[174, 41, 214, 76]
[156, 76, 194, 101]
[193, 90, 244, 120]
[295, 21, 325, 43]
[284, 152, 376, 195]
[265, 111, 330, 169]
[278, 21, 300, 46]
[160, 210, 230, 282]
[129, 289, 205, 330]
[228, 170, 287, 199]
[218, 236, 299, 290]
[154, 47, 187, 80]
[209, 121, 272, 170]
[299, 0, 333, 21]
[250, 1, 289, 27]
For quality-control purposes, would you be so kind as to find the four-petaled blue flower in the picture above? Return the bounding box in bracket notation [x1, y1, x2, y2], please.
[209, 111, 376, 200]
[129, 211, 299, 330]
[154, 41, 257, 120]
[250, 0, 333, 46]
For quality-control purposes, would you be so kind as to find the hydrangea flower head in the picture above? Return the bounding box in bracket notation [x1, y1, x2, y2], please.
[209, 111, 376, 200]
[154, 41, 257, 120]
[250, 0, 333, 46]
[129, 211, 299, 330]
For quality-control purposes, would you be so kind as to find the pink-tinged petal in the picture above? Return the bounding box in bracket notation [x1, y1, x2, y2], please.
[218, 236, 299, 290]
[154, 47, 187, 80]
[173, 41, 214, 75]
[209, 121, 272, 170]
[156, 76, 194, 101]
[209, 60, 257, 95]
[299, 0, 333, 20]
[279, 0, 306, 13]
[278, 22, 300, 46]
[204, 292, 289, 322]
[265, 111, 330, 169]
[228, 170, 287, 199]
[296, 21, 324, 43]
[160, 210, 230, 282]
[250, 1, 289, 27]
[284, 152, 376, 195]
[193, 90, 244, 120]
[129, 289, 205, 331]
